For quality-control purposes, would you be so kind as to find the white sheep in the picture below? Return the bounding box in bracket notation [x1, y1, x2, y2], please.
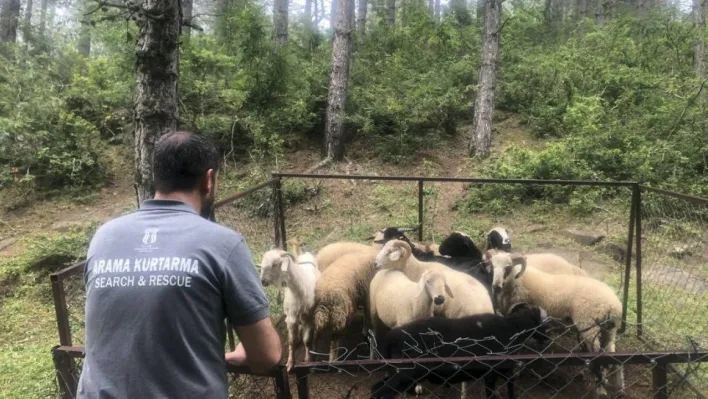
[375, 240, 495, 399]
[486, 249, 588, 278]
[375, 240, 494, 319]
[368, 269, 452, 358]
[489, 252, 624, 398]
[315, 241, 376, 271]
[312, 250, 378, 362]
[260, 243, 320, 372]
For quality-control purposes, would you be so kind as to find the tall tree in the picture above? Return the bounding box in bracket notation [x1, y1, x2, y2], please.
[134, 0, 182, 203]
[274, 0, 288, 45]
[469, 0, 501, 158]
[386, 0, 395, 26]
[37, 0, 46, 38]
[22, 0, 31, 43]
[323, 0, 353, 162]
[0, 0, 21, 43]
[576, 0, 587, 19]
[695, 0, 705, 90]
[182, 0, 193, 36]
[595, 0, 604, 27]
[77, 0, 91, 57]
[356, 0, 366, 39]
[331, 0, 338, 26]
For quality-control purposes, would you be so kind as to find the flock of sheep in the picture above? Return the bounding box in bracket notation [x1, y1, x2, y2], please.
[259, 227, 624, 399]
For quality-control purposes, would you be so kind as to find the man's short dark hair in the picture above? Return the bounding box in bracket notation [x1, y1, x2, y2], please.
[153, 131, 220, 193]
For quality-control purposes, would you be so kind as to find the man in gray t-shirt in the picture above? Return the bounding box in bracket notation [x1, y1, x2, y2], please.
[78, 132, 281, 399]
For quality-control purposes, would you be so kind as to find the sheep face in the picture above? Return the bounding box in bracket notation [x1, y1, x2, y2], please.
[486, 251, 527, 295]
[374, 240, 412, 271]
[419, 270, 454, 306]
[487, 227, 512, 252]
[438, 232, 481, 259]
[259, 249, 290, 287]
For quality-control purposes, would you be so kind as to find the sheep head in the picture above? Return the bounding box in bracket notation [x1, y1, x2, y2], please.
[487, 227, 512, 252]
[486, 251, 527, 295]
[439, 231, 482, 259]
[374, 240, 412, 270]
[259, 249, 292, 287]
[417, 270, 453, 306]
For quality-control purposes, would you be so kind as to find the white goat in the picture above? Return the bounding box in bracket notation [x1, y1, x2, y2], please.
[260, 246, 320, 372]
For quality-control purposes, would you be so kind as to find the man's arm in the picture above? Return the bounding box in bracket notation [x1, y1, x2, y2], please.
[226, 318, 282, 374]
[221, 238, 282, 374]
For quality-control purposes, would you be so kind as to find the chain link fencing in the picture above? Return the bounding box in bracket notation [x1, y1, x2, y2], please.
[49, 174, 708, 398]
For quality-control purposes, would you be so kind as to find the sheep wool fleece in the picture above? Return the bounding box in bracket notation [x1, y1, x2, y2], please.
[77, 199, 269, 399]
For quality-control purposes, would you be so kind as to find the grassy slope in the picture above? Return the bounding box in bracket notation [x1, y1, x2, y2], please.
[1, 117, 705, 397]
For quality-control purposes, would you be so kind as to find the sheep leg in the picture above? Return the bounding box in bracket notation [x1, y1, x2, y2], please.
[580, 325, 608, 399]
[483, 372, 499, 399]
[302, 323, 314, 363]
[601, 327, 624, 397]
[329, 336, 340, 362]
[286, 320, 300, 372]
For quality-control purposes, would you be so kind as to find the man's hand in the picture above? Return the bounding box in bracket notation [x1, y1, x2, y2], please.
[233, 317, 282, 375]
[225, 342, 247, 365]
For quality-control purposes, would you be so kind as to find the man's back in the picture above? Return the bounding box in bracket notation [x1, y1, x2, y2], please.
[78, 199, 269, 399]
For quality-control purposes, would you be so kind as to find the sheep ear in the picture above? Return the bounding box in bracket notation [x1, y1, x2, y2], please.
[482, 260, 493, 274]
[389, 250, 401, 261]
[417, 278, 427, 297]
[512, 256, 527, 279]
[444, 283, 454, 299]
[280, 257, 289, 273]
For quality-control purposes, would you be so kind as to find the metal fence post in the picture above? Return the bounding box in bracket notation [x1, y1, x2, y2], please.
[652, 361, 668, 399]
[272, 177, 283, 249]
[52, 346, 76, 399]
[274, 366, 292, 399]
[295, 368, 309, 399]
[635, 185, 643, 337]
[418, 180, 424, 241]
[51, 274, 73, 346]
[619, 187, 636, 334]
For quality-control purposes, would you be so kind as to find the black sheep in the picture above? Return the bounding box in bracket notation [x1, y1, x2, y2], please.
[370, 303, 548, 399]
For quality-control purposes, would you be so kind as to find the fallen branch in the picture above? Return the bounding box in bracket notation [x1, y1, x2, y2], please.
[304, 157, 332, 174]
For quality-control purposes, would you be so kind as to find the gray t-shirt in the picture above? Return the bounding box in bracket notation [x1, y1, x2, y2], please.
[78, 199, 269, 399]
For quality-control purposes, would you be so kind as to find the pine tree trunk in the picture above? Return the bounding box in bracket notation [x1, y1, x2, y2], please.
[324, 0, 353, 162]
[22, 0, 31, 43]
[356, 0, 367, 39]
[386, 0, 395, 26]
[544, 0, 552, 25]
[274, 0, 288, 45]
[182, 0, 193, 36]
[77, 0, 91, 57]
[37, 0, 46, 38]
[134, 0, 182, 203]
[470, 0, 501, 158]
[595, 0, 604, 26]
[695, 0, 705, 88]
[305, 0, 312, 25]
[0, 0, 21, 43]
[577, 0, 587, 18]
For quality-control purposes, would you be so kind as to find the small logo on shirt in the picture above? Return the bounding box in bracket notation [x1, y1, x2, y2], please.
[142, 228, 159, 245]
[136, 228, 159, 253]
